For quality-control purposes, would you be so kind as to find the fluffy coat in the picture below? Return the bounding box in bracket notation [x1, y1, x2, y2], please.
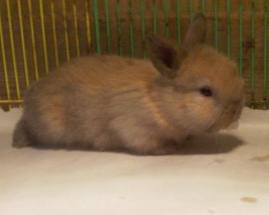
[12, 14, 244, 155]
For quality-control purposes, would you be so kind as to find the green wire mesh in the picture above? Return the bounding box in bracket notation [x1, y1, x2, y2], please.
[0, 0, 268, 110]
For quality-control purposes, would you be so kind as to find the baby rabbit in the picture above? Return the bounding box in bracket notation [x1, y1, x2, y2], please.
[12, 14, 244, 155]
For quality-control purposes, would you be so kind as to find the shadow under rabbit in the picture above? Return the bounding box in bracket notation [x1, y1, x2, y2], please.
[18, 132, 243, 156]
[177, 133, 243, 155]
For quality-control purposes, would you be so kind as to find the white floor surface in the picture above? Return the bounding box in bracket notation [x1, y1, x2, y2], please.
[0, 108, 269, 215]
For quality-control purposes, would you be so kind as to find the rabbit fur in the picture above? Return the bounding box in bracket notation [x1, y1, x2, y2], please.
[12, 14, 244, 155]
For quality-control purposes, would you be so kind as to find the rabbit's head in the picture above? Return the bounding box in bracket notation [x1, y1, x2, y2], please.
[147, 14, 245, 134]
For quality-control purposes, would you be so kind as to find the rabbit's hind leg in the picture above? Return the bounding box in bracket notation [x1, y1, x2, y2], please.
[12, 119, 32, 148]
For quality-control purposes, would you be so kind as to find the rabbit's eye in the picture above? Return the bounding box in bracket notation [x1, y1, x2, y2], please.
[199, 86, 213, 97]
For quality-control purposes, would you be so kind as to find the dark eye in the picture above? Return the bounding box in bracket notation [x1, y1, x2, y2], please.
[199, 86, 213, 97]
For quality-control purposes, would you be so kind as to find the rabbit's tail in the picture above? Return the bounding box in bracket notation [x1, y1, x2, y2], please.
[12, 119, 31, 148]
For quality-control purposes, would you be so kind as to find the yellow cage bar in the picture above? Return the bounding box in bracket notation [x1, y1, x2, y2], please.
[0, 1, 268, 110]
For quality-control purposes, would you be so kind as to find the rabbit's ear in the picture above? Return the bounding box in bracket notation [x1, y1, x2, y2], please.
[147, 35, 186, 79]
[182, 13, 206, 51]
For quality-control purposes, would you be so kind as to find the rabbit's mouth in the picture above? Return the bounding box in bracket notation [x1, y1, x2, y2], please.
[207, 104, 243, 132]
[207, 120, 232, 133]
[206, 123, 222, 133]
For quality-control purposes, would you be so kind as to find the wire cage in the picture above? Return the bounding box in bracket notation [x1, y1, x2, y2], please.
[0, 0, 268, 111]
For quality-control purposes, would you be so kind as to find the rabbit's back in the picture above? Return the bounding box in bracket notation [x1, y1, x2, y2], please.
[20, 55, 158, 148]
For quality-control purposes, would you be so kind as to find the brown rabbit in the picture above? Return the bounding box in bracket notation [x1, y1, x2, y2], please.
[12, 14, 244, 155]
